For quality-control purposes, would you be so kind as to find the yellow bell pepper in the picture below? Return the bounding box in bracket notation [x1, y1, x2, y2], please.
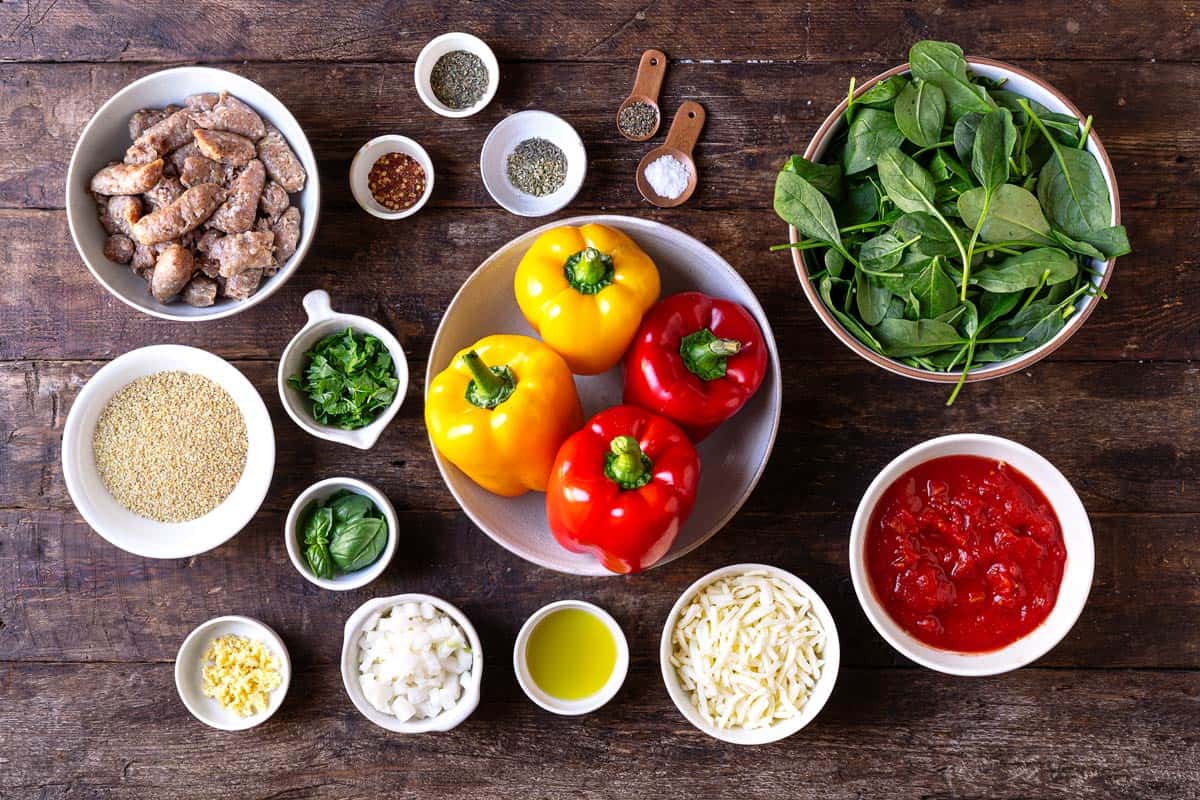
[514, 223, 661, 375]
[425, 334, 583, 497]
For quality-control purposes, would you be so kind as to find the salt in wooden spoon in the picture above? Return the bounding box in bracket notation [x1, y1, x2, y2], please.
[616, 49, 667, 141]
[636, 101, 705, 208]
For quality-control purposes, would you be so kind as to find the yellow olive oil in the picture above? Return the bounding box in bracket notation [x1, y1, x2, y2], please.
[525, 608, 616, 701]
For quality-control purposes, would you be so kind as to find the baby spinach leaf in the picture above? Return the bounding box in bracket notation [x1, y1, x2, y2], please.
[971, 108, 1016, 191]
[288, 328, 399, 430]
[876, 147, 938, 214]
[909, 40, 994, 121]
[953, 111, 985, 162]
[856, 268, 892, 326]
[1037, 146, 1112, 238]
[857, 75, 909, 109]
[783, 155, 844, 201]
[971, 247, 1078, 292]
[824, 247, 846, 277]
[911, 257, 958, 318]
[895, 79, 947, 148]
[843, 109, 905, 175]
[1050, 229, 1106, 260]
[818, 275, 884, 351]
[774, 171, 844, 248]
[892, 212, 966, 257]
[840, 180, 881, 225]
[872, 318, 965, 357]
[981, 298, 1069, 360]
[1077, 225, 1131, 259]
[329, 517, 388, 573]
[957, 184, 1055, 244]
[859, 231, 914, 273]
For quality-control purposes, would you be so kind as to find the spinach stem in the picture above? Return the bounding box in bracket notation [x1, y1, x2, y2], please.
[961, 188, 992, 301]
[1020, 270, 1051, 312]
[946, 339, 976, 406]
[1077, 115, 1094, 149]
[912, 140, 955, 157]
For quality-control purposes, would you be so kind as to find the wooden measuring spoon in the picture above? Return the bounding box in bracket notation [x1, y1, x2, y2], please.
[636, 101, 705, 208]
[616, 49, 667, 141]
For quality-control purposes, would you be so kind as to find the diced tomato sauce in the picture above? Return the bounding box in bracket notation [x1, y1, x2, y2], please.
[865, 455, 1066, 653]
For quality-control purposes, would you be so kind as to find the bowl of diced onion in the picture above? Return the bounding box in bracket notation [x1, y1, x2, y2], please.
[341, 594, 482, 733]
[660, 564, 840, 744]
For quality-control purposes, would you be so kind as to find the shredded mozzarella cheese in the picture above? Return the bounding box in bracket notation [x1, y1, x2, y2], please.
[669, 570, 825, 730]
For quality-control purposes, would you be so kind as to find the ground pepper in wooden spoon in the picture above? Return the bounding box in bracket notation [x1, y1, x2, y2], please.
[616, 49, 667, 141]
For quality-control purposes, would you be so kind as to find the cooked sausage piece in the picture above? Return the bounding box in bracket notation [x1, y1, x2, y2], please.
[131, 244, 156, 276]
[194, 129, 256, 167]
[256, 125, 305, 192]
[258, 180, 289, 220]
[185, 92, 221, 111]
[128, 107, 170, 140]
[167, 141, 200, 174]
[132, 183, 225, 245]
[104, 234, 135, 264]
[210, 230, 274, 277]
[190, 93, 266, 139]
[142, 176, 184, 211]
[125, 109, 196, 163]
[221, 267, 263, 300]
[181, 274, 218, 307]
[197, 255, 222, 278]
[180, 155, 226, 188]
[269, 206, 301, 265]
[195, 229, 223, 254]
[106, 195, 143, 236]
[150, 244, 195, 302]
[90, 159, 164, 195]
[208, 160, 265, 234]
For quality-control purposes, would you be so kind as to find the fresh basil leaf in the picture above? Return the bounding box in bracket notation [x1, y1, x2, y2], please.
[958, 184, 1056, 244]
[303, 505, 334, 547]
[783, 155, 844, 201]
[329, 517, 388, 573]
[1037, 146, 1112, 239]
[843, 109, 905, 175]
[329, 492, 375, 525]
[909, 40, 994, 121]
[872, 318, 965, 357]
[774, 171, 844, 248]
[971, 247, 1078, 292]
[304, 540, 335, 580]
[895, 79, 947, 148]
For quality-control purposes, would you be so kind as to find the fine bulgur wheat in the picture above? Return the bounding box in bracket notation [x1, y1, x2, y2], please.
[92, 371, 248, 522]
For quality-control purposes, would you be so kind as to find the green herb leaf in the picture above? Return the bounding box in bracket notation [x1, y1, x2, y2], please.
[329, 518, 388, 573]
[303, 505, 334, 547]
[289, 328, 398, 430]
[872, 318, 965, 357]
[895, 79, 947, 148]
[876, 147, 939, 214]
[774, 171, 844, 248]
[1037, 147, 1112, 239]
[783, 155, 844, 201]
[908, 40, 994, 121]
[857, 75, 909, 109]
[957, 184, 1056, 244]
[971, 247, 1078, 292]
[304, 540, 335, 580]
[329, 492, 375, 525]
[842, 109, 905, 175]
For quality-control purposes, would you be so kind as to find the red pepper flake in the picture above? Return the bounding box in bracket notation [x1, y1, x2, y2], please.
[368, 153, 427, 212]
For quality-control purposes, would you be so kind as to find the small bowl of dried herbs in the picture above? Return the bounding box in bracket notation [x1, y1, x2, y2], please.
[278, 290, 409, 450]
[480, 110, 587, 217]
[285, 477, 398, 591]
[415, 32, 499, 118]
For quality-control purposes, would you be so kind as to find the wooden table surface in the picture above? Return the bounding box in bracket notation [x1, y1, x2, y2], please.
[2, 1, 1197, 797]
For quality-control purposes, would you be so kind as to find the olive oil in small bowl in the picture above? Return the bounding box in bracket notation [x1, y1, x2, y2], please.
[514, 600, 628, 715]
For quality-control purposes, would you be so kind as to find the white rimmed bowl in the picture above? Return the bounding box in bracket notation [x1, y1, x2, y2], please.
[480, 111, 587, 217]
[350, 135, 435, 220]
[425, 214, 781, 576]
[341, 594, 483, 733]
[285, 477, 399, 591]
[414, 32, 500, 118]
[849, 433, 1095, 676]
[513, 600, 629, 716]
[660, 563, 841, 745]
[61, 345, 275, 559]
[66, 66, 320, 321]
[278, 290, 409, 450]
[175, 615, 291, 731]
[792, 57, 1120, 383]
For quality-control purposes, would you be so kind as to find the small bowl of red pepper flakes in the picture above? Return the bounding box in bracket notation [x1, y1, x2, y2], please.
[350, 135, 434, 220]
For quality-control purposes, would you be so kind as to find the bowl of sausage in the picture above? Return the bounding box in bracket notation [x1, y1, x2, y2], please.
[66, 66, 320, 321]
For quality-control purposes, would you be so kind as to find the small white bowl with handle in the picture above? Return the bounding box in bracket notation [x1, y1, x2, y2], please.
[341, 594, 483, 733]
[278, 290, 409, 450]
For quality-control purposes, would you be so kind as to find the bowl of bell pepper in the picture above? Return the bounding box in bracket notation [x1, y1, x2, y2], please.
[423, 216, 782, 576]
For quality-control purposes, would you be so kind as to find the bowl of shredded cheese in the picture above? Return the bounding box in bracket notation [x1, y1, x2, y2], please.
[175, 615, 291, 731]
[660, 564, 840, 744]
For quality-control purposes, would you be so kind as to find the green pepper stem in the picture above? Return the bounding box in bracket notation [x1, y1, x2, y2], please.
[572, 247, 606, 285]
[462, 351, 516, 409]
[606, 436, 649, 488]
[680, 328, 741, 381]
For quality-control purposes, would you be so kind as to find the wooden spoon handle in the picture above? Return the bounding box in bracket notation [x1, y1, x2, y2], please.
[663, 101, 706, 155]
[630, 49, 668, 102]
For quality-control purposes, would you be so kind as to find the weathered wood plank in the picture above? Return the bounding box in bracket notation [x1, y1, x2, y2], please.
[0, 205, 1193, 362]
[3, 359, 1196, 515]
[0, 662, 1196, 799]
[0, 60, 1195, 211]
[2, 508, 1197, 668]
[0, 0, 1195, 64]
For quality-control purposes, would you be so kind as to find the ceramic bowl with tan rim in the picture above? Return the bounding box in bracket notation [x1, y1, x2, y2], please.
[791, 57, 1120, 383]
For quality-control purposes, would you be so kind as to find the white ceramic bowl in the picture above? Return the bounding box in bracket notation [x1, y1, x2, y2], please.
[278, 289, 409, 450]
[849, 433, 1095, 676]
[660, 563, 841, 745]
[341, 594, 483, 733]
[793, 57, 1120, 383]
[175, 615, 291, 731]
[513, 600, 629, 715]
[480, 111, 587, 217]
[350, 135, 435, 220]
[414, 32, 500, 118]
[66, 66, 320, 321]
[424, 215, 782, 575]
[285, 477, 399, 591]
[61, 345, 275, 559]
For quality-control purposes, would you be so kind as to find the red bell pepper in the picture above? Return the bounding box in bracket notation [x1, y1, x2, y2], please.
[623, 292, 769, 441]
[546, 405, 700, 574]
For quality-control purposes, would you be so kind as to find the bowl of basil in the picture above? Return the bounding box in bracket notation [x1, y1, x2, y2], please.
[773, 40, 1129, 403]
[285, 477, 397, 591]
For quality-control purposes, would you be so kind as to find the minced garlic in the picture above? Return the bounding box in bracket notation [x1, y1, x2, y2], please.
[202, 634, 282, 717]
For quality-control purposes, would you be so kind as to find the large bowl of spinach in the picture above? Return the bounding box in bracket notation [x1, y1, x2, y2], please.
[774, 41, 1129, 402]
